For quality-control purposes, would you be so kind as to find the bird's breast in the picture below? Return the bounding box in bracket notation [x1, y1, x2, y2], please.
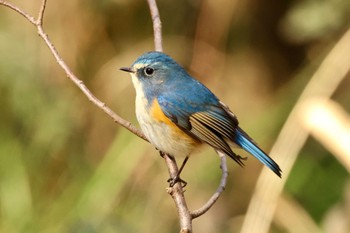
[134, 88, 200, 157]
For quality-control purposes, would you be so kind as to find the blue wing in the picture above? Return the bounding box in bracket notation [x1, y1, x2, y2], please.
[157, 80, 281, 177]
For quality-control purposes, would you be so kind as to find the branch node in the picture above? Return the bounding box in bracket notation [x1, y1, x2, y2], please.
[166, 187, 174, 195]
[180, 228, 191, 233]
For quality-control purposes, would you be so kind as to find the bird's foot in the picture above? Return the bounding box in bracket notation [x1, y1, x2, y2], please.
[232, 153, 248, 167]
[167, 176, 187, 188]
[237, 154, 247, 161]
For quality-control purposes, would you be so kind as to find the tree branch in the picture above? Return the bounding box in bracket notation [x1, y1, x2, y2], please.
[37, 0, 47, 25]
[191, 151, 228, 218]
[0, 0, 36, 24]
[0, 0, 148, 142]
[162, 152, 192, 233]
[146, 1, 194, 232]
[146, 0, 163, 52]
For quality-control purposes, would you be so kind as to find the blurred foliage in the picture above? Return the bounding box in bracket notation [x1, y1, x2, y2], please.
[0, 0, 349, 232]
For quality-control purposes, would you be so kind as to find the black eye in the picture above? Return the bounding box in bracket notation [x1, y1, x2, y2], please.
[144, 67, 154, 76]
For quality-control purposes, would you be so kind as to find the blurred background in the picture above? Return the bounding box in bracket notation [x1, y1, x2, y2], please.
[0, 0, 349, 232]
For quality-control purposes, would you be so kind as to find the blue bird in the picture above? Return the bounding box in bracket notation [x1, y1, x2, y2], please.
[121, 51, 281, 185]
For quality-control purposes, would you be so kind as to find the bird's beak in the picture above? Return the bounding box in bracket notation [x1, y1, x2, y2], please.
[120, 67, 135, 73]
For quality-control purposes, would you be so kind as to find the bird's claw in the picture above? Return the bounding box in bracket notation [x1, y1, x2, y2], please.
[237, 154, 247, 161]
[167, 176, 187, 188]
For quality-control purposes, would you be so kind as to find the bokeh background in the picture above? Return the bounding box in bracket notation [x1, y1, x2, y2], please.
[0, 0, 349, 232]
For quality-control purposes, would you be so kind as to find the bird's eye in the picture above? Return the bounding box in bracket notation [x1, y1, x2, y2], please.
[144, 67, 154, 76]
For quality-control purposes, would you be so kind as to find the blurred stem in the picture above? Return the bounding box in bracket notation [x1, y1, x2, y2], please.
[240, 28, 350, 233]
[275, 194, 323, 233]
[299, 98, 350, 172]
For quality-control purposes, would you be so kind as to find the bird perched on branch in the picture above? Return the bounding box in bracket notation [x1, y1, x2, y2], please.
[121, 51, 281, 186]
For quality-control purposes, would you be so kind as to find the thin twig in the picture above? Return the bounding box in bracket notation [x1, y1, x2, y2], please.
[191, 151, 228, 218]
[39, 26, 148, 141]
[0, 0, 148, 142]
[37, 0, 47, 25]
[146, 0, 163, 52]
[0, 1, 36, 24]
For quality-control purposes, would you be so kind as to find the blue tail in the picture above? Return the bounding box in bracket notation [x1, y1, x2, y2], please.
[235, 127, 282, 177]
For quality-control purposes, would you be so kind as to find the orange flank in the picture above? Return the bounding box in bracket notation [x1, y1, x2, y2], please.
[150, 99, 200, 146]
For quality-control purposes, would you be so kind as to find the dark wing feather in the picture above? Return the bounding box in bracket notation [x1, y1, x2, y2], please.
[189, 111, 245, 166]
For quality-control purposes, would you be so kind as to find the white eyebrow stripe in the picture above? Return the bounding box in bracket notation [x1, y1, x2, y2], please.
[133, 63, 147, 69]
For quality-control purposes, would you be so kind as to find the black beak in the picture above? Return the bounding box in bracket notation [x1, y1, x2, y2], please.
[120, 67, 135, 73]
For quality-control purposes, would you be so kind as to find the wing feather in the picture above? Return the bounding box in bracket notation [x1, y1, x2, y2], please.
[189, 113, 245, 166]
[193, 112, 235, 140]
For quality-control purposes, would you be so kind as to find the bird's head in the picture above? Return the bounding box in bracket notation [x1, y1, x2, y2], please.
[120, 51, 187, 91]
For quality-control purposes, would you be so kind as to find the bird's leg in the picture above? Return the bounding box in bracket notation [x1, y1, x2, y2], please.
[167, 156, 189, 188]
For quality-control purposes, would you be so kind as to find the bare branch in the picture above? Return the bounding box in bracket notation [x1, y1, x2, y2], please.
[162, 152, 192, 232]
[191, 151, 228, 218]
[36, 24, 148, 141]
[146, 1, 193, 230]
[37, 0, 47, 25]
[0, 1, 37, 25]
[146, 0, 163, 52]
[0, 0, 147, 141]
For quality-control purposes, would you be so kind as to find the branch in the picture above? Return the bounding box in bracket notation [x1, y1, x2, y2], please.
[146, 1, 194, 232]
[191, 151, 228, 218]
[147, 0, 163, 52]
[0, 0, 147, 142]
[37, 0, 47, 25]
[0, 0, 36, 24]
[162, 152, 192, 233]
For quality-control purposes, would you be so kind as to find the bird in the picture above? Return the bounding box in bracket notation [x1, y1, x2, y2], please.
[120, 51, 281, 186]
